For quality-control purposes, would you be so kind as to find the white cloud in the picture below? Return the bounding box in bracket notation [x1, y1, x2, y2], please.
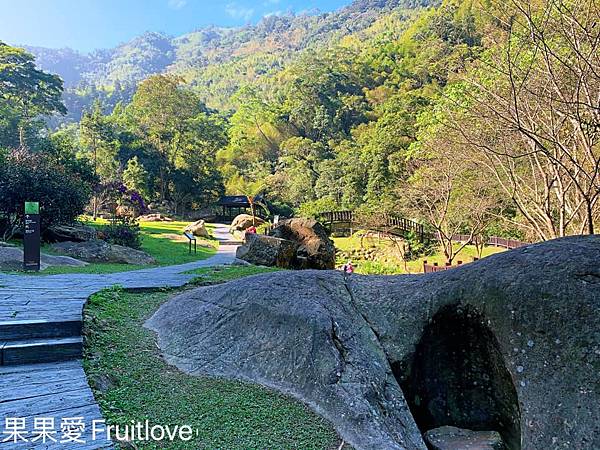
[225, 2, 255, 22]
[264, 10, 283, 18]
[168, 0, 187, 10]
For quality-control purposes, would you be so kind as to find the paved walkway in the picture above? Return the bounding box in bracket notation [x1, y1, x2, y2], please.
[0, 224, 239, 449]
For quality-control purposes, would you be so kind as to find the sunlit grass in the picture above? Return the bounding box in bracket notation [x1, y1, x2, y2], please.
[84, 272, 340, 449]
[333, 233, 505, 275]
[33, 220, 218, 275]
[186, 264, 282, 285]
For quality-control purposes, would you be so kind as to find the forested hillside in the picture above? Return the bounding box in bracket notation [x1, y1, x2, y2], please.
[27, 0, 436, 120]
[2, 0, 598, 249]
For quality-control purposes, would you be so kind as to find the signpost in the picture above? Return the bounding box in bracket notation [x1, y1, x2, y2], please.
[24, 202, 41, 271]
[183, 231, 197, 255]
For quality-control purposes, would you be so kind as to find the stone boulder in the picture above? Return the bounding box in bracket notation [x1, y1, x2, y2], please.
[147, 236, 600, 450]
[230, 214, 265, 232]
[52, 240, 156, 265]
[184, 220, 209, 238]
[269, 218, 335, 269]
[137, 213, 174, 222]
[235, 233, 297, 268]
[0, 246, 88, 271]
[45, 223, 98, 243]
[116, 205, 137, 218]
[424, 426, 505, 450]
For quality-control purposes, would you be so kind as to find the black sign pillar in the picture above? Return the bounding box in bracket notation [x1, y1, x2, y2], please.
[24, 202, 41, 271]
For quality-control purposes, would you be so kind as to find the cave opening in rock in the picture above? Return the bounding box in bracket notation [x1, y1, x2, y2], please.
[396, 305, 521, 450]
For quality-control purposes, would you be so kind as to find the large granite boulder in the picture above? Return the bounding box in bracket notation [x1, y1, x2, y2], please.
[147, 236, 600, 450]
[235, 233, 298, 268]
[52, 240, 156, 265]
[230, 214, 265, 232]
[184, 220, 209, 238]
[269, 218, 336, 269]
[45, 223, 98, 243]
[0, 246, 87, 271]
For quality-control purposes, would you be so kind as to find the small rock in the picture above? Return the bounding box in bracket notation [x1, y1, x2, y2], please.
[424, 426, 506, 450]
[0, 246, 88, 271]
[137, 213, 174, 222]
[89, 373, 118, 394]
[269, 218, 336, 269]
[184, 220, 209, 238]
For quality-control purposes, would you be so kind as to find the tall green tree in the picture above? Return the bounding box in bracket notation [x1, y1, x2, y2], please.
[0, 42, 66, 148]
[129, 75, 202, 200]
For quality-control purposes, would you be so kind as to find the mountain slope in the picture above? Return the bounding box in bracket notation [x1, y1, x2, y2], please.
[26, 0, 437, 121]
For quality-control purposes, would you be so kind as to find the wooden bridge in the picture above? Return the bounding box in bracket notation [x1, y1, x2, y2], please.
[316, 210, 427, 242]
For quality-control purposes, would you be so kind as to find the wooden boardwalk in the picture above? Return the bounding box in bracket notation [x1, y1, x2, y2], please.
[0, 225, 239, 449]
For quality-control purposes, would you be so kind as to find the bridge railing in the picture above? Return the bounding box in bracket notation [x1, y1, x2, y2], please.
[447, 233, 529, 250]
[316, 210, 427, 242]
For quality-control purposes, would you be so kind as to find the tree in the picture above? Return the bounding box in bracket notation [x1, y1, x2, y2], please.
[269, 137, 332, 207]
[454, 0, 600, 237]
[128, 75, 202, 201]
[0, 42, 66, 148]
[123, 156, 149, 198]
[401, 148, 504, 264]
[80, 100, 118, 218]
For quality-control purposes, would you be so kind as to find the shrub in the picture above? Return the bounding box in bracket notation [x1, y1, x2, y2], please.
[0, 149, 93, 240]
[98, 181, 148, 218]
[101, 216, 142, 249]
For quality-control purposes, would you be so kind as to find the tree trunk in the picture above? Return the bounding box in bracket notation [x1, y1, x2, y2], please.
[18, 125, 25, 149]
[586, 203, 594, 235]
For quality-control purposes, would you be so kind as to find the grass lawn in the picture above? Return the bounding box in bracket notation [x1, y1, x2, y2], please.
[83, 266, 341, 450]
[334, 233, 505, 275]
[186, 264, 282, 284]
[36, 220, 218, 275]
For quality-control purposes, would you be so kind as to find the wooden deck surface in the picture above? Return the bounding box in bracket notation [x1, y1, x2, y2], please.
[0, 225, 238, 449]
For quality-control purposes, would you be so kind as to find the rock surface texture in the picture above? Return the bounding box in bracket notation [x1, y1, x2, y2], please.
[147, 236, 600, 450]
[235, 217, 337, 269]
[235, 233, 298, 268]
[52, 240, 157, 265]
[45, 223, 98, 242]
[424, 426, 506, 450]
[268, 218, 336, 269]
[229, 214, 265, 232]
[184, 219, 210, 238]
[137, 213, 174, 222]
[0, 246, 88, 271]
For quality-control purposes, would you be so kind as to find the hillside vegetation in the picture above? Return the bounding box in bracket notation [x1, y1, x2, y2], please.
[28, 0, 437, 119]
[2, 0, 598, 260]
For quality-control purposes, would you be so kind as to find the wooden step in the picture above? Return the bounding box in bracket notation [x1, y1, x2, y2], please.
[1, 336, 83, 366]
[0, 319, 82, 341]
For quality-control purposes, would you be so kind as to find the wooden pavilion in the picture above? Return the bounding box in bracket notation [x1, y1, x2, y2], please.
[216, 195, 269, 222]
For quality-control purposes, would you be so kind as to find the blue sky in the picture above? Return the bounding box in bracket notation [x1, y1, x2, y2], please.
[0, 0, 351, 52]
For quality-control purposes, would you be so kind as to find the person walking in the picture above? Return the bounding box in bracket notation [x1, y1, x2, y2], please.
[244, 225, 257, 242]
[342, 260, 354, 281]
